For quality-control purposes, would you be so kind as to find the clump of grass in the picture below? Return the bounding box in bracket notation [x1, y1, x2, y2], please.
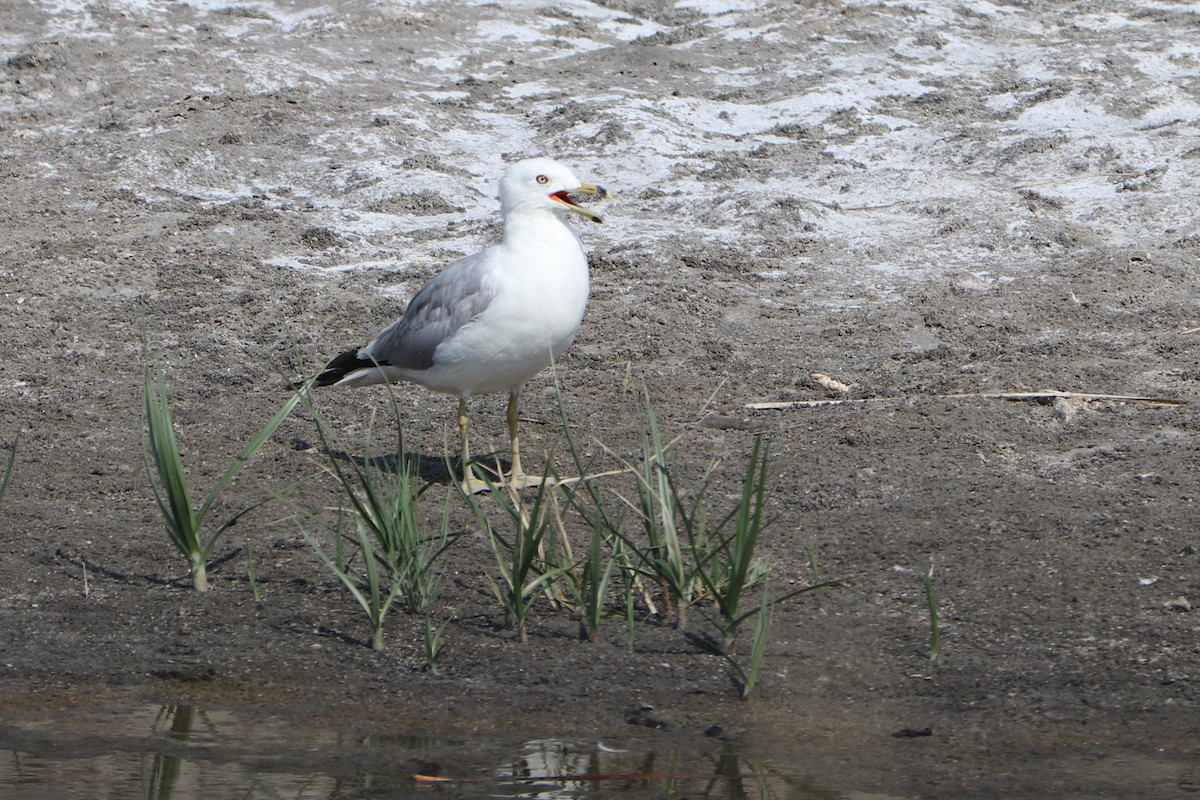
[424, 610, 453, 674]
[619, 394, 702, 628]
[303, 512, 401, 651]
[602, 392, 773, 635]
[142, 346, 306, 591]
[693, 434, 771, 655]
[322, 417, 453, 616]
[591, 390, 847, 695]
[550, 510, 619, 643]
[298, 387, 459, 649]
[553, 377, 632, 644]
[469, 470, 564, 643]
[575, 521, 618, 642]
[559, 387, 743, 633]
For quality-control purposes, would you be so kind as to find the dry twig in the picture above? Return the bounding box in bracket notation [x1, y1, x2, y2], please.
[747, 389, 1185, 411]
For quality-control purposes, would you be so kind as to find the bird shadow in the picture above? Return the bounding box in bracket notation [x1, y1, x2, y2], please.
[326, 447, 513, 490]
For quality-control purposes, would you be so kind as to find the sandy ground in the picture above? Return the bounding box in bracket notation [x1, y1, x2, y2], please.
[2, 0, 1199, 796]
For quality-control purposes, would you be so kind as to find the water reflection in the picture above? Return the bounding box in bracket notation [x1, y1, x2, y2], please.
[148, 705, 189, 800]
[3, 702, 1189, 798]
[0, 704, 821, 800]
[493, 738, 781, 799]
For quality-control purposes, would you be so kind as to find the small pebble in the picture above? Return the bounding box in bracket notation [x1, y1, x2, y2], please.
[1164, 596, 1191, 612]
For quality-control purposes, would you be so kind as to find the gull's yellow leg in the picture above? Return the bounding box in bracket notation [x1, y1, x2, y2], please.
[457, 398, 489, 494]
[507, 391, 528, 484]
[506, 388, 552, 489]
[502, 391, 626, 491]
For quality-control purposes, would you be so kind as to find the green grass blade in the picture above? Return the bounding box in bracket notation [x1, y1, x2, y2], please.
[143, 333, 309, 590]
[357, 522, 387, 650]
[246, 541, 261, 603]
[301, 526, 373, 616]
[144, 362, 199, 542]
[424, 612, 452, 675]
[581, 526, 616, 641]
[923, 558, 941, 660]
[740, 580, 774, 700]
[143, 360, 205, 584]
[721, 435, 769, 625]
[615, 537, 639, 649]
[469, 468, 562, 641]
[0, 434, 17, 508]
[729, 578, 848, 629]
[204, 493, 278, 560]
[196, 380, 310, 527]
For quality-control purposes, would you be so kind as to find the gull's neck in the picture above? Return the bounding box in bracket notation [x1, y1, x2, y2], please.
[501, 207, 580, 251]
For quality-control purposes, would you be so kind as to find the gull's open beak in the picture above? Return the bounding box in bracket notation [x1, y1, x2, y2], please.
[551, 183, 611, 224]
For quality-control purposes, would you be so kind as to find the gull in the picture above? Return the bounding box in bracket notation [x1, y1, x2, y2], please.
[316, 157, 609, 493]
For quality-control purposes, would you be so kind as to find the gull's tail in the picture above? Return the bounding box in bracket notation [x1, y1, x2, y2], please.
[316, 346, 377, 387]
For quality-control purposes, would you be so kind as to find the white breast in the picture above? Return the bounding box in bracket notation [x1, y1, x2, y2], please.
[404, 216, 590, 398]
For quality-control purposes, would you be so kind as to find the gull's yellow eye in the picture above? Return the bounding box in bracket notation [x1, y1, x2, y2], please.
[536, 174, 549, 185]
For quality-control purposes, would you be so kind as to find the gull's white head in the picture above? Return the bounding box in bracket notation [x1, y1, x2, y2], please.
[498, 157, 609, 225]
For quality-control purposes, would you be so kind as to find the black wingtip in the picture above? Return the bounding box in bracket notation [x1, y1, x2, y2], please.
[316, 346, 374, 387]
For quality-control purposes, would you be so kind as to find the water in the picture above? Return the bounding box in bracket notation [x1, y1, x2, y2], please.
[0, 704, 840, 800]
[3, 702, 1197, 798]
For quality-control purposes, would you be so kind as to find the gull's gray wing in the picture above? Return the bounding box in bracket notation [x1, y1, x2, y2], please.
[364, 249, 498, 371]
